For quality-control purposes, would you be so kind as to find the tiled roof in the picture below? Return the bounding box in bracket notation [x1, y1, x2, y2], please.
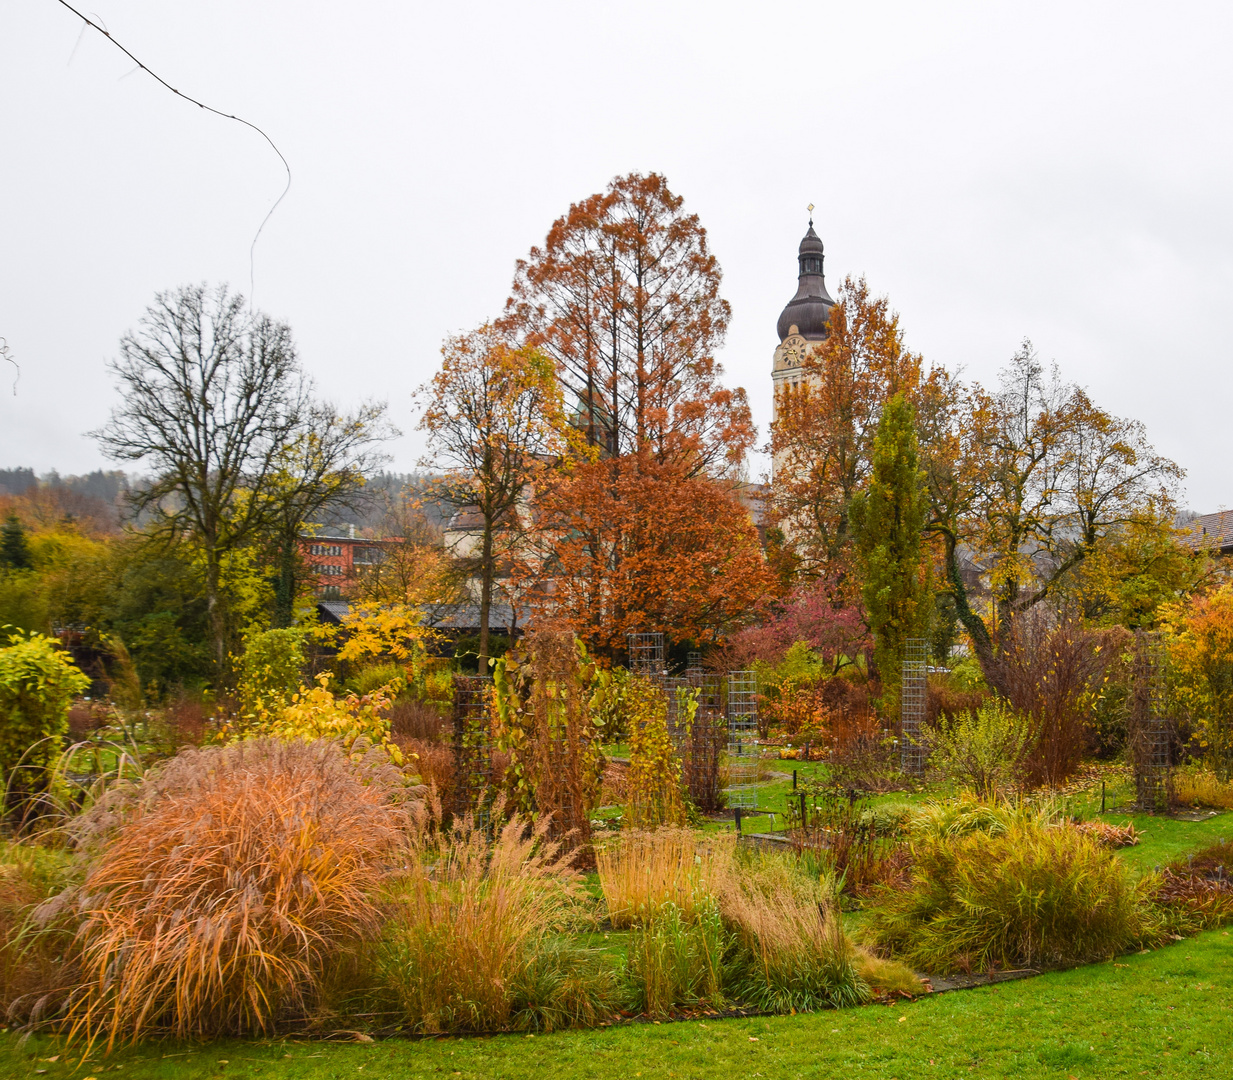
[1180, 511, 1233, 553]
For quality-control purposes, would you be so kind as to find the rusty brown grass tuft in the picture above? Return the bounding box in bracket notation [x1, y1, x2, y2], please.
[55, 739, 404, 1048]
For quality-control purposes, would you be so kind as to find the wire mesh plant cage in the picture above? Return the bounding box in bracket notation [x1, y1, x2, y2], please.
[628, 631, 667, 679]
[661, 673, 727, 812]
[900, 639, 928, 776]
[451, 674, 494, 825]
[725, 670, 760, 809]
[1130, 630, 1171, 811]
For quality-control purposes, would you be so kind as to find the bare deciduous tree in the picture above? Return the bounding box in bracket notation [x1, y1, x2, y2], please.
[93, 284, 386, 670]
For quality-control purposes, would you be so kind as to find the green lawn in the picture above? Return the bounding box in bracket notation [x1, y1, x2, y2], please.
[3, 928, 1229, 1079]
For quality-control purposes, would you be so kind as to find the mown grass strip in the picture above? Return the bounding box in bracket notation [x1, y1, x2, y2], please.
[2, 927, 1229, 1079]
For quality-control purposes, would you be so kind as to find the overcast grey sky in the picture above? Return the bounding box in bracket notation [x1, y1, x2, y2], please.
[3, 0, 1231, 508]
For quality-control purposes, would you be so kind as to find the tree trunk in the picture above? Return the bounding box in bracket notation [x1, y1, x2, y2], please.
[205, 549, 227, 680]
[943, 534, 1010, 698]
[478, 517, 494, 672]
[273, 529, 296, 629]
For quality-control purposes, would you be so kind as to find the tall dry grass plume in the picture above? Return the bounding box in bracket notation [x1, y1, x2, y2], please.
[0, 843, 77, 1020]
[399, 736, 456, 808]
[54, 739, 404, 1048]
[719, 854, 869, 1011]
[380, 804, 618, 1033]
[1172, 766, 1233, 809]
[595, 828, 734, 929]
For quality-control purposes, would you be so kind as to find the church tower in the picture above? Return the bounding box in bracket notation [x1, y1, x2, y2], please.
[771, 215, 835, 424]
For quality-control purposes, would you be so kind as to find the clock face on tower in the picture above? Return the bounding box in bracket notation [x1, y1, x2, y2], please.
[778, 333, 806, 369]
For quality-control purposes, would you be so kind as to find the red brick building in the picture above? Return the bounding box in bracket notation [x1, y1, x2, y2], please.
[300, 533, 394, 599]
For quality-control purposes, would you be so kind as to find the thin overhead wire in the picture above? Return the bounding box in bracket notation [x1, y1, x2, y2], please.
[53, 0, 292, 304]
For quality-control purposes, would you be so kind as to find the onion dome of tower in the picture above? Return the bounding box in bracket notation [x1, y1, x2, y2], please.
[776, 218, 835, 342]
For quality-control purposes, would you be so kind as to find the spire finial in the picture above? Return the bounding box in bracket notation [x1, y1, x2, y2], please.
[807, 202, 814, 226]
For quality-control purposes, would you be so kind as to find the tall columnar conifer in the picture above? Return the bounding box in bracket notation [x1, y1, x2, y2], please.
[0, 514, 32, 571]
[851, 393, 926, 690]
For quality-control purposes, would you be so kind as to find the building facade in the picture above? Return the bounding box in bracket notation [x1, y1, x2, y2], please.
[300, 532, 392, 599]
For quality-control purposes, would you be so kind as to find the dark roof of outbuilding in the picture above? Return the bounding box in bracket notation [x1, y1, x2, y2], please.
[776, 222, 835, 342]
[315, 600, 521, 634]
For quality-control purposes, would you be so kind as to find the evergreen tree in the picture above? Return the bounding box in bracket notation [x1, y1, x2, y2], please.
[0, 514, 32, 570]
[851, 393, 926, 690]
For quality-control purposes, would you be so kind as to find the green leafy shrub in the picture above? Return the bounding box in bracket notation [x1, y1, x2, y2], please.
[233, 627, 306, 717]
[862, 817, 1153, 973]
[348, 661, 408, 699]
[928, 698, 1033, 798]
[0, 628, 91, 783]
[588, 665, 631, 741]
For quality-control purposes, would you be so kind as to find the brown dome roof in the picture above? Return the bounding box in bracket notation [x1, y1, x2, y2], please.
[776, 222, 835, 342]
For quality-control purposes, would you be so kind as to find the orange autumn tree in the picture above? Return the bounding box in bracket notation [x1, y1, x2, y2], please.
[505, 171, 754, 474]
[769, 277, 925, 600]
[530, 459, 773, 652]
[504, 172, 769, 651]
[418, 324, 575, 669]
[1164, 585, 1233, 780]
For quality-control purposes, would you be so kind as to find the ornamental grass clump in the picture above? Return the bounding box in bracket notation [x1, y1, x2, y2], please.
[54, 739, 403, 1048]
[379, 808, 621, 1034]
[719, 854, 870, 1012]
[595, 828, 734, 929]
[0, 841, 77, 1018]
[627, 900, 726, 1017]
[908, 792, 1062, 842]
[1172, 766, 1233, 809]
[863, 816, 1151, 974]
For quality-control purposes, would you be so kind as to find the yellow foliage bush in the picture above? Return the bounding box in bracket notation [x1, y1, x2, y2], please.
[625, 675, 685, 829]
[243, 674, 403, 765]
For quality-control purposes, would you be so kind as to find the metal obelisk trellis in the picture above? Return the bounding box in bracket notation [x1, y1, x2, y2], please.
[725, 670, 759, 808]
[900, 639, 928, 776]
[1130, 631, 1171, 811]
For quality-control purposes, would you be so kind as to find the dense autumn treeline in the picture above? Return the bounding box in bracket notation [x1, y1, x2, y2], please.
[1, 168, 1229, 735]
